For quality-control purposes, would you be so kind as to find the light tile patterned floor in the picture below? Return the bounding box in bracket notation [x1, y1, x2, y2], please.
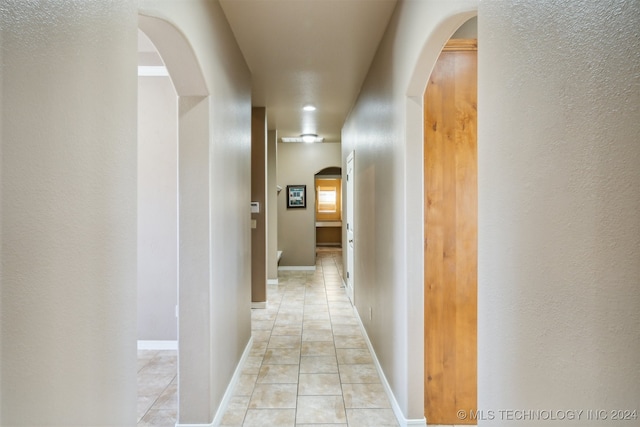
[137, 248, 399, 427]
[220, 248, 398, 427]
[137, 349, 177, 426]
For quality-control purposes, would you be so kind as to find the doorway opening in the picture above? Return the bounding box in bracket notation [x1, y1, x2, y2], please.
[138, 13, 210, 426]
[423, 17, 477, 425]
[136, 28, 179, 425]
[315, 166, 342, 248]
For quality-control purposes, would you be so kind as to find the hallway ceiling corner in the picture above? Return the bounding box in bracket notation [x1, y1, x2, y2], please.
[219, 0, 398, 143]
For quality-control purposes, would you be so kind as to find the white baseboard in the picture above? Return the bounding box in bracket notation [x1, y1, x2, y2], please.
[137, 340, 178, 350]
[175, 336, 254, 427]
[343, 278, 354, 304]
[267, 279, 279, 285]
[278, 265, 316, 271]
[211, 336, 253, 426]
[251, 301, 267, 309]
[353, 309, 427, 427]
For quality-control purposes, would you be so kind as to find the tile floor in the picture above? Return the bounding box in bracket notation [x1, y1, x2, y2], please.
[137, 349, 177, 426]
[219, 248, 398, 427]
[137, 248, 400, 426]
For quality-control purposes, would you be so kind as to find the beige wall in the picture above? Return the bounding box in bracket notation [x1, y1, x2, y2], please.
[137, 75, 178, 341]
[139, 2, 253, 424]
[1, 1, 252, 425]
[1, 2, 138, 424]
[344, 0, 639, 424]
[342, 1, 477, 421]
[478, 0, 640, 423]
[277, 142, 341, 267]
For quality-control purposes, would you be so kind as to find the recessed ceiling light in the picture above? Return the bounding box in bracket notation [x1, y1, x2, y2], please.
[303, 105, 316, 111]
[301, 133, 317, 143]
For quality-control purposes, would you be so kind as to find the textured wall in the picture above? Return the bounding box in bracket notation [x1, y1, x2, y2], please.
[0, 1, 138, 425]
[478, 1, 640, 425]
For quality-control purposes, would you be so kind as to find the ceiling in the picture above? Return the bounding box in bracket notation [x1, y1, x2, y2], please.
[219, 0, 398, 143]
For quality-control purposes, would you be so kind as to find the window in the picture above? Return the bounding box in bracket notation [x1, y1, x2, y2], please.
[318, 187, 337, 213]
[315, 178, 341, 221]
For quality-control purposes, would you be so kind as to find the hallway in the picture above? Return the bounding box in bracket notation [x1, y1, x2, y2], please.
[137, 249, 400, 426]
[221, 248, 397, 426]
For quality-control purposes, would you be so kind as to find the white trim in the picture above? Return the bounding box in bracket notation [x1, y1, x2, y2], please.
[137, 340, 178, 350]
[175, 337, 254, 427]
[138, 65, 169, 77]
[211, 336, 253, 426]
[251, 301, 267, 309]
[267, 279, 279, 285]
[354, 308, 427, 427]
[343, 277, 353, 304]
[278, 266, 316, 271]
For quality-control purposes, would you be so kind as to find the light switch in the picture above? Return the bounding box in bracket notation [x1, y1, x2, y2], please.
[251, 201, 260, 213]
[251, 219, 257, 229]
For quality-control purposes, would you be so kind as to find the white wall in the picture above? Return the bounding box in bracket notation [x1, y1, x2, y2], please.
[277, 142, 341, 267]
[341, 1, 477, 422]
[478, 1, 640, 424]
[139, 2, 252, 424]
[0, 2, 138, 425]
[138, 75, 178, 341]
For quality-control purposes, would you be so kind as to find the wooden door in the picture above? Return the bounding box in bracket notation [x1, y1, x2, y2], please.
[424, 39, 477, 424]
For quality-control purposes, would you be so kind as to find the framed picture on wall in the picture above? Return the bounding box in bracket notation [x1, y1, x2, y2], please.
[286, 185, 306, 209]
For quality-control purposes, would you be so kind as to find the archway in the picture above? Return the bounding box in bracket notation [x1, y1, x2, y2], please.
[423, 19, 477, 424]
[136, 27, 179, 424]
[314, 167, 343, 248]
[404, 8, 477, 426]
[138, 13, 211, 424]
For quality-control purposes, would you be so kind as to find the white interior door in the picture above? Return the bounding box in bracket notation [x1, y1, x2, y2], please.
[345, 151, 355, 303]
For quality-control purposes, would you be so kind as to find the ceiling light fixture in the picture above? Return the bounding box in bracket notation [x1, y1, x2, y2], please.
[280, 135, 324, 143]
[301, 133, 317, 143]
[303, 105, 316, 111]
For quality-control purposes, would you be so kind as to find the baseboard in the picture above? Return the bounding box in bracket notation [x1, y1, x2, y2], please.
[175, 336, 254, 427]
[251, 301, 267, 309]
[353, 308, 427, 427]
[211, 336, 253, 426]
[278, 265, 316, 271]
[137, 340, 178, 350]
[342, 278, 353, 304]
[267, 279, 279, 285]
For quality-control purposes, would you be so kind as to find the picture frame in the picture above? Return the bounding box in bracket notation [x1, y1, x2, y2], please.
[286, 185, 306, 209]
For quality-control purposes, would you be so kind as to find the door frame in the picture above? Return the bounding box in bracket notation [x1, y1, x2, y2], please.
[345, 151, 355, 304]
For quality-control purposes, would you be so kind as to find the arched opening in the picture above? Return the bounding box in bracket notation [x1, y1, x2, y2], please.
[137, 13, 211, 425]
[409, 14, 478, 425]
[402, 7, 477, 425]
[423, 17, 477, 424]
[314, 167, 343, 248]
[136, 27, 179, 424]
